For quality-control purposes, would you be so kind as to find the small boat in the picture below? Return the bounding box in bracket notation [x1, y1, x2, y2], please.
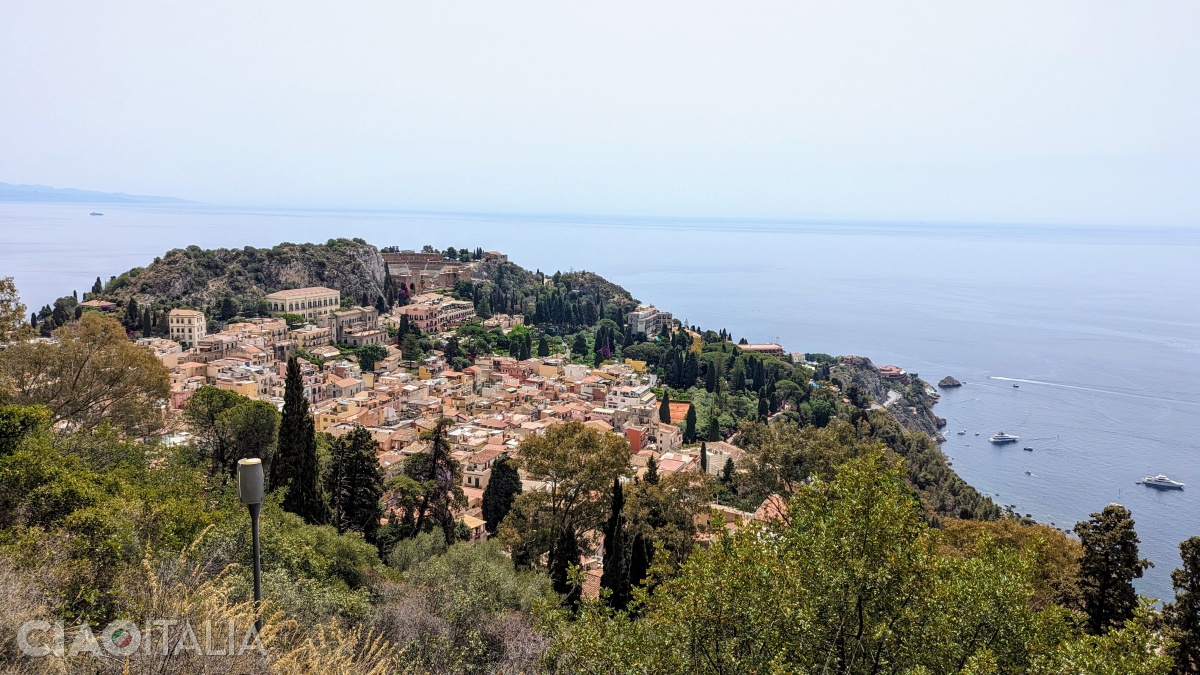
[974, 432, 980, 436]
[89, 212, 104, 216]
[989, 431, 1020, 444]
[1141, 474, 1185, 490]
[1023, 447, 1033, 452]
[956, 429, 966, 435]
[1012, 384, 1019, 388]
[1024, 470, 1033, 476]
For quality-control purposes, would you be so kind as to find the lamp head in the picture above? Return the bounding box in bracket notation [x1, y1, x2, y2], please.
[237, 458, 264, 505]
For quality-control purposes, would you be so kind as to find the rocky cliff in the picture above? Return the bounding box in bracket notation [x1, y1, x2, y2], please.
[831, 356, 946, 442]
[100, 239, 388, 314]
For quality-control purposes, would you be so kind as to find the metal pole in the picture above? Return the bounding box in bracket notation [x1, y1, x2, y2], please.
[249, 501, 262, 633]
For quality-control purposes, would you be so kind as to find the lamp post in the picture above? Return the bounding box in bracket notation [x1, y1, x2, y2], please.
[237, 458, 264, 633]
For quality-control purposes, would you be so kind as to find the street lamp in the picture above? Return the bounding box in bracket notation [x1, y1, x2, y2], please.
[237, 458, 264, 633]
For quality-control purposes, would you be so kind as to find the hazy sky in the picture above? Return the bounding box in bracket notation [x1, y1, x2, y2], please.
[2, 2, 1199, 223]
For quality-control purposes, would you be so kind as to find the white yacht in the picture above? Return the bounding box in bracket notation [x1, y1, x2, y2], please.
[1141, 474, 1185, 490]
[989, 432, 1019, 444]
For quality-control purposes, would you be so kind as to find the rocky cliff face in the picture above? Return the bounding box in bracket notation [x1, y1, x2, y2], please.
[102, 239, 388, 312]
[831, 356, 946, 442]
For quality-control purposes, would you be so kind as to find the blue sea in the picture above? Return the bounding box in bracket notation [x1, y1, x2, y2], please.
[3, 202, 1199, 601]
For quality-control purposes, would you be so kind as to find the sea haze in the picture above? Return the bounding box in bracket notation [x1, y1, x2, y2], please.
[2, 202, 1198, 600]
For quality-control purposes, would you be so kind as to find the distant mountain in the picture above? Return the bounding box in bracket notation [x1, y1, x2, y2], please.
[0, 181, 192, 204]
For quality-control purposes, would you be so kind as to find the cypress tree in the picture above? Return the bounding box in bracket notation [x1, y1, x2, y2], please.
[684, 405, 697, 443]
[91, 276, 103, 295]
[124, 297, 140, 329]
[700, 442, 708, 473]
[1163, 536, 1200, 673]
[572, 333, 587, 356]
[720, 458, 735, 484]
[482, 456, 522, 535]
[272, 357, 330, 525]
[659, 391, 671, 424]
[644, 456, 659, 485]
[600, 477, 631, 610]
[326, 425, 385, 541]
[549, 525, 582, 606]
[707, 414, 721, 442]
[705, 363, 717, 393]
[537, 335, 550, 358]
[141, 308, 152, 336]
[374, 294, 387, 315]
[1074, 503, 1151, 634]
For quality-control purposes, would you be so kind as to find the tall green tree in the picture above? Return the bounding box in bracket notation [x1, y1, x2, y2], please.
[644, 456, 659, 485]
[482, 456, 522, 535]
[405, 417, 465, 544]
[357, 343, 387, 371]
[184, 386, 279, 478]
[498, 421, 630, 598]
[272, 357, 330, 525]
[123, 297, 140, 329]
[1074, 503, 1152, 634]
[659, 391, 671, 424]
[90, 276, 103, 296]
[600, 477, 631, 610]
[699, 442, 708, 473]
[326, 425, 385, 542]
[1163, 536, 1200, 673]
[571, 333, 588, 357]
[537, 335, 550, 358]
[684, 405, 697, 443]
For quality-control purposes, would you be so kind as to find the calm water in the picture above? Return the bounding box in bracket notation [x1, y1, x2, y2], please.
[3, 202, 1199, 600]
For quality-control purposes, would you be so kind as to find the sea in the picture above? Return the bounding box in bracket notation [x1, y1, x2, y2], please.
[2, 202, 1198, 601]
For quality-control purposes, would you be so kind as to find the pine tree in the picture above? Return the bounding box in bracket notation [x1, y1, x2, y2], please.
[700, 442, 708, 474]
[272, 357, 330, 525]
[482, 456, 522, 535]
[684, 405, 697, 443]
[1074, 503, 1151, 634]
[659, 391, 671, 424]
[1163, 536, 1200, 673]
[408, 417, 462, 545]
[326, 425, 385, 541]
[600, 477, 631, 610]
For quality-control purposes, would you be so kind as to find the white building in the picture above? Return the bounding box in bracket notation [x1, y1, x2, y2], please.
[168, 309, 207, 346]
[627, 304, 673, 336]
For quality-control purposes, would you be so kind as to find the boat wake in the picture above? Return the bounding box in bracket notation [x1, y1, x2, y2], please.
[987, 376, 1200, 407]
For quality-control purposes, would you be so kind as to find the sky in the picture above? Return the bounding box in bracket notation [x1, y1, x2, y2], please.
[2, 1, 1199, 224]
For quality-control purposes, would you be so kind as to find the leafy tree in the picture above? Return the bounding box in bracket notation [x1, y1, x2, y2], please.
[600, 477, 631, 610]
[184, 386, 280, 478]
[272, 357, 330, 525]
[1162, 536, 1200, 673]
[498, 421, 630, 598]
[550, 453, 1172, 674]
[356, 343, 387, 371]
[1074, 503, 1152, 634]
[326, 425, 385, 542]
[0, 313, 169, 436]
[0, 277, 32, 342]
[401, 332, 424, 362]
[482, 456, 521, 535]
[572, 333, 588, 357]
[659, 391, 671, 424]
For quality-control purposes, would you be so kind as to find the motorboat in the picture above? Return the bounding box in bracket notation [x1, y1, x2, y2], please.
[1023, 447, 1033, 452]
[1141, 474, 1185, 490]
[956, 430, 966, 435]
[989, 432, 1020, 444]
[89, 212, 104, 216]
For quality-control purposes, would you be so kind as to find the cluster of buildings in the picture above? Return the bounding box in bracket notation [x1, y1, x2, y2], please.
[144, 280, 787, 578]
